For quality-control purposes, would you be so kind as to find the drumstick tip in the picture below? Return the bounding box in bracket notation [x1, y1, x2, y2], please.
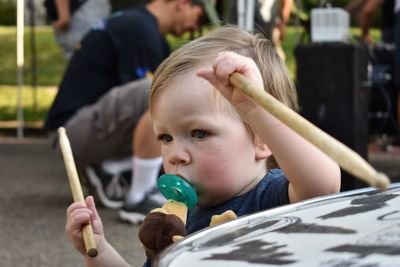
[87, 248, 98, 257]
[373, 172, 390, 192]
[58, 127, 66, 134]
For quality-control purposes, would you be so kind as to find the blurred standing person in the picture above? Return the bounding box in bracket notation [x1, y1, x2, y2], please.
[226, 0, 292, 60]
[258, 0, 292, 60]
[346, 0, 395, 44]
[44, 0, 111, 59]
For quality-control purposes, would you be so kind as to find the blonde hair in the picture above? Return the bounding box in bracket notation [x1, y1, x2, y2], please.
[150, 26, 299, 168]
[151, 26, 298, 110]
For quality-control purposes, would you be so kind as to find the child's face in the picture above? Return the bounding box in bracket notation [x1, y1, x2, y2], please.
[152, 74, 268, 208]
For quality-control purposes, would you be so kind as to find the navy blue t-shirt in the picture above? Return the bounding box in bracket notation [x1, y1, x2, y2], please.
[143, 169, 289, 267]
[45, 6, 170, 130]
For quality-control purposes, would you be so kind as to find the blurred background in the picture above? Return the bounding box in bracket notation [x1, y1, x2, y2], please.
[0, 0, 382, 123]
[0, 0, 399, 188]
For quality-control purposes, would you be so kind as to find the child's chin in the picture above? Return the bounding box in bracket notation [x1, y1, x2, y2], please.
[196, 197, 212, 208]
[197, 197, 224, 208]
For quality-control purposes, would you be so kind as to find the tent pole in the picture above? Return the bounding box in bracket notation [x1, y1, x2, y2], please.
[16, 0, 25, 139]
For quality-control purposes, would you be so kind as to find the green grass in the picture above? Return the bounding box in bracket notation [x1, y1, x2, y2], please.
[0, 85, 56, 121]
[0, 26, 66, 86]
[0, 26, 381, 122]
[282, 27, 301, 79]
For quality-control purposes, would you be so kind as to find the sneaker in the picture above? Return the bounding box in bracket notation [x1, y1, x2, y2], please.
[85, 165, 131, 209]
[119, 190, 166, 225]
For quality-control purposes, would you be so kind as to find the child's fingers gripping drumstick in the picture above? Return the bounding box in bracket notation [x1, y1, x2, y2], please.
[58, 127, 98, 257]
[230, 73, 390, 191]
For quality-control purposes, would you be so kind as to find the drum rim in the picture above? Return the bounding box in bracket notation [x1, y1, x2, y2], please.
[157, 182, 400, 266]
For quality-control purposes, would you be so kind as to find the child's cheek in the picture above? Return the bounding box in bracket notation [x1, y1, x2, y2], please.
[196, 155, 232, 190]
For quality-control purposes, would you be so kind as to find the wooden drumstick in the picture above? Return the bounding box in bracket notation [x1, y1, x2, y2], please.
[230, 73, 390, 191]
[58, 127, 98, 257]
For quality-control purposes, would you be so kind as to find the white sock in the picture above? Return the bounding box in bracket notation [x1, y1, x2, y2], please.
[101, 157, 132, 175]
[125, 156, 163, 205]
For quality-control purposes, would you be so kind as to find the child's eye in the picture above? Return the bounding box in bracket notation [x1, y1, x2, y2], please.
[191, 130, 208, 139]
[157, 134, 173, 143]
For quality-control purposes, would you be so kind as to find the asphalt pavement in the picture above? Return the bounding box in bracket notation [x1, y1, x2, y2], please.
[0, 137, 146, 267]
[0, 135, 399, 267]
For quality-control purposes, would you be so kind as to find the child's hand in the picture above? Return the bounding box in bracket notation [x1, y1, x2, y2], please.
[65, 196, 105, 256]
[197, 51, 264, 116]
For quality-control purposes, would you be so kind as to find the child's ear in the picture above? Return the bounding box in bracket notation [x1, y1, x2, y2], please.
[255, 136, 271, 160]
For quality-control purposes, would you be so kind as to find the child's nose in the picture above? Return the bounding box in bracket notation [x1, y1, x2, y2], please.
[167, 143, 190, 165]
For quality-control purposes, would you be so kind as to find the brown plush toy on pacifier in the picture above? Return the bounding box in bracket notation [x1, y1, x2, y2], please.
[138, 174, 197, 262]
[138, 199, 188, 261]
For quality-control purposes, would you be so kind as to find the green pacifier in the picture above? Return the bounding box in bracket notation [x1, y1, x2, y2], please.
[157, 174, 198, 209]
